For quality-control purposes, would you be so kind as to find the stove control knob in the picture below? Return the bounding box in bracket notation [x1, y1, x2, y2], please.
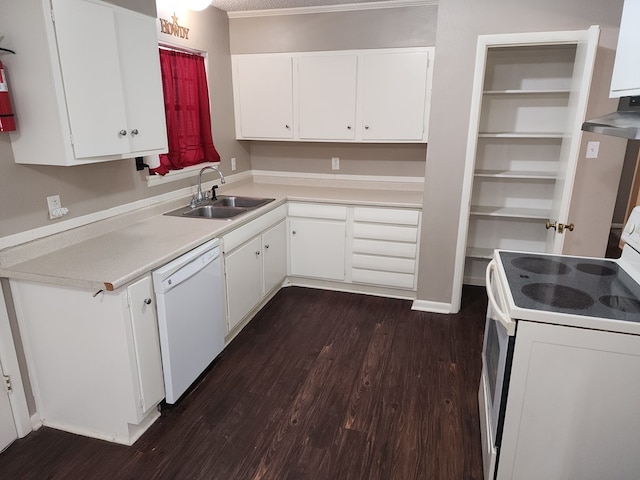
[625, 222, 636, 235]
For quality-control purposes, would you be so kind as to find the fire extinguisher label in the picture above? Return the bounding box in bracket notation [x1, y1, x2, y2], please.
[0, 70, 7, 92]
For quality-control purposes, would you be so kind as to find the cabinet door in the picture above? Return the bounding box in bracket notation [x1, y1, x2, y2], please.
[225, 236, 263, 331]
[234, 56, 294, 139]
[115, 9, 167, 154]
[262, 220, 287, 296]
[126, 275, 164, 417]
[610, 0, 640, 97]
[289, 218, 346, 281]
[52, 0, 129, 158]
[298, 55, 357, 140]
[361, 52, 428, 141]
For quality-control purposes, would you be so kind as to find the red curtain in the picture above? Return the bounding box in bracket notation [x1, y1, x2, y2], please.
[152, 49, 220, 176]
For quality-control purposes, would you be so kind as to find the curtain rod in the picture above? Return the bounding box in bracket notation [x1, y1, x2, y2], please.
[159, 43, 205, 57]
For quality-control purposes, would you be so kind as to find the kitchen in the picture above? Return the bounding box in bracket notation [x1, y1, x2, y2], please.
[0, 0, 636, 478]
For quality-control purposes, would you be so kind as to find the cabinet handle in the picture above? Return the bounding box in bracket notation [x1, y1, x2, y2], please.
[364, 125, 370, 130]
[255, 251, 261, 256]
[347, 125, 352, 130]
[285, 124, 290, 129]
[119, 129, 127, 136]
[265, 244, 270, 249]
[292, 230, 296, 235]
[131, 129, 139, 136]
[144, 298, 152, 305]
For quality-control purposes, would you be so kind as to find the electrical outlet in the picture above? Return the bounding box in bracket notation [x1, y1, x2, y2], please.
[46, 195, 69, 219]
[231, 157, 237, 171]
[331, 157, 339, 170]
[47, 195, 61, 212]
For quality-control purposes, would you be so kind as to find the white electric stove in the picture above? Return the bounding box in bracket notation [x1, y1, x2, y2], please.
[479, 207, 640, 480]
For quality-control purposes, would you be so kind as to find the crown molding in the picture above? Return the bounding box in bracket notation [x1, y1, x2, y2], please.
[227, 0, 438, 19]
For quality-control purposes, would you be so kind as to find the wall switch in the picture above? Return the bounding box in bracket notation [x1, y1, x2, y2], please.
[331, 157, 339, 170]
[586, 141, 600, 159]
[231, 157, 237, 171]
[47, 195, 68, 219]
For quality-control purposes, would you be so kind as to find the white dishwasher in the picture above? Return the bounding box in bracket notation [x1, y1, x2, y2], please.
[152, 238, 225, 404]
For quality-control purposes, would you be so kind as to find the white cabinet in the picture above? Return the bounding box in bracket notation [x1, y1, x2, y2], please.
[497, 321, 640, 479]
[231, 47, 434, 143]
[10, 274, 164, 445]
[222, 206, 287, 333]
[351, 207, 421, 290]
[1, 0, 167, 166]
[232, 55, 294, 139]
[462, 28, 599, 285]
[298, 54, 358, 140]
[610, 0, 640, 97]
[360, 51, 430, 141]
[288, 203, 347, 281]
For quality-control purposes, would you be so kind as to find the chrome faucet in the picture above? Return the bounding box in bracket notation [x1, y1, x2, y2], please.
[194, 165, 226, 205]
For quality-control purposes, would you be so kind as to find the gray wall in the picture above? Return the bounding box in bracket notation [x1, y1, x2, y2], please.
[419, 0, 627, 306]
[0, 1, 246, 238]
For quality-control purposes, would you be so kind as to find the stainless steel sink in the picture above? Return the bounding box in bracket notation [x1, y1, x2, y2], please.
[183, 205, 248, 219]
[212, 196, 274, 209]
[164, 196, 275, 220]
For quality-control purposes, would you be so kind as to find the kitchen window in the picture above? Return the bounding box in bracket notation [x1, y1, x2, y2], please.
[151, 47, 220, 176]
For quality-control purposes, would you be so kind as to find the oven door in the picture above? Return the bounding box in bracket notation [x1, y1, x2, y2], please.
[479, 259, 516, 480]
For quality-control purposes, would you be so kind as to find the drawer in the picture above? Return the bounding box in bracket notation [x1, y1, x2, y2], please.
[353, 207, 420, 226]
[352, 238, 417, 259]
[222, 204, 286, 252]
[352, 269, 415, 290]
[353, 223, 418, 243]
[352, 254, 416, 274]
[288, 202, 347, 220]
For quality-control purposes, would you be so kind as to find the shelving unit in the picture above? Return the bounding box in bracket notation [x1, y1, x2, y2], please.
[461, 28, 599, 286]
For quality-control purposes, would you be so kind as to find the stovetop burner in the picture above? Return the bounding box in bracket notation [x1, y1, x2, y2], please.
[576, 263, 617, 276]
[522, 283, 594, 310]
[498, 251, 640, 323]
[511, 256, 570, 275]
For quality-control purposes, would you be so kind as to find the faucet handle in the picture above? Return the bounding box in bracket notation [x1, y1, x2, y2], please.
[211, 184, 218, 200]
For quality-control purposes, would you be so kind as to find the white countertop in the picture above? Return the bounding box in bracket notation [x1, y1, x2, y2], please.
[0, 181, 423, 292]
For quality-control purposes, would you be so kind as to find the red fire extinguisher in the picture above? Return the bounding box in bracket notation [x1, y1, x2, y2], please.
[0, 60, 16, 132]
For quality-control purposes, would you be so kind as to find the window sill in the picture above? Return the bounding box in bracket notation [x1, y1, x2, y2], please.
[145, 162, 220, 187]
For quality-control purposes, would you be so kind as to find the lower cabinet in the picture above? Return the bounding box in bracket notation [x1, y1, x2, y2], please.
[223, 205, 287, 333]
[351, 206, 421, 290]
[288, 203, 348, 281]
[10, 274, 164, 445]
[287, 202, 421, 291]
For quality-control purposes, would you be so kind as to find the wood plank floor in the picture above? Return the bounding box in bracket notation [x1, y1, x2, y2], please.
[0, 286, 487, 479]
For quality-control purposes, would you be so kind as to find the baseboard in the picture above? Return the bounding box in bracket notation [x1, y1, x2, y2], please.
[411, 299, 455, 314]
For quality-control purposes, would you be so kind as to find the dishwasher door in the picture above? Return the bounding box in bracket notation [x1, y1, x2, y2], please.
[152, 238, 225, 404]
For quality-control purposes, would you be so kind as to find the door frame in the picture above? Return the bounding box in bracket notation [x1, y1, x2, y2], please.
[0, 283, 32, 438]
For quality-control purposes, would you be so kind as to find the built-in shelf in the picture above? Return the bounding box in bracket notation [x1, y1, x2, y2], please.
[478, 132, 565, 139]
[483, 89, 571, 95]
[466, 247, 494, 259]
[474, 170, 557, 180]
[469, 205, 551, 220]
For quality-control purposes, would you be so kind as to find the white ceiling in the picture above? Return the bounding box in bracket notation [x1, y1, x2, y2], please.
[210, 0, 392, 12]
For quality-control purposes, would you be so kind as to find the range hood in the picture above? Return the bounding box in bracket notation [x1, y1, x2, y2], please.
[582, 96, 640, 140]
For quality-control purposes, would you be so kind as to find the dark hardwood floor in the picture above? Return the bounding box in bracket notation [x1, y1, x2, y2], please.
[0, 286, 487, 480]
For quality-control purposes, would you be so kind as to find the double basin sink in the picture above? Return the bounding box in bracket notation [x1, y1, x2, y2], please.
[165, 195, 275, 220]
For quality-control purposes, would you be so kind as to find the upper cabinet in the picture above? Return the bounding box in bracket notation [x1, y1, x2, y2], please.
[232, 55, 294, 140]
[1, 0, 167, 166]
[610, 0, 640, 97]
[231, 47, 435, 143]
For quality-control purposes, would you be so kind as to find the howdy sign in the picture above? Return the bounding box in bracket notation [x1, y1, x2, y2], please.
[160, 13, 190, 39]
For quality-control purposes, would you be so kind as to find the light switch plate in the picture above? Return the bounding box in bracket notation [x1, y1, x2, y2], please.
[331, 157, 339, 170]
[586, 141, 600, 159]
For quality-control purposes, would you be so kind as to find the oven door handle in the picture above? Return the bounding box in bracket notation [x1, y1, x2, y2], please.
[486, 259, 516, 335]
